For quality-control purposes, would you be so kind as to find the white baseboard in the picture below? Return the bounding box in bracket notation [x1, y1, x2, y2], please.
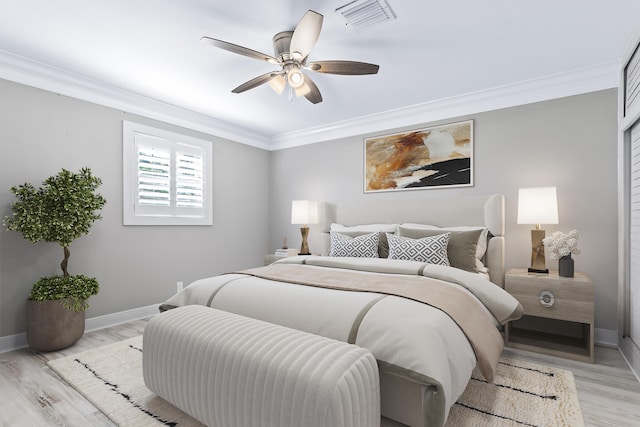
[84, 303, 159, 332]
[0, 303, 160, 354]
[0, 310, 622, 356]
[595, 327, 618, 348]
[0, 331, 27, 354]
[619, 337, 640, 383]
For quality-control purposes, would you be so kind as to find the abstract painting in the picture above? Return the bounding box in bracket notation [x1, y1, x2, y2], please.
[364, 120, 473, 192]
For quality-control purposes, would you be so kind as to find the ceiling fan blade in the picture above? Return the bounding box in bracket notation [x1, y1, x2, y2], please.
[289, 10, 323, 61]
[232, 72, 280, 94]
[301, 75, 322, 104]
[307, 60, 379, 75]
[294, 81, 311, 97]
[201, 36, 279, 65]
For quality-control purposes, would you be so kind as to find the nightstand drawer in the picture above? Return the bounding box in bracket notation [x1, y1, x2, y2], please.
[507, 283, 593, 323]
[505, 270, 594, 324]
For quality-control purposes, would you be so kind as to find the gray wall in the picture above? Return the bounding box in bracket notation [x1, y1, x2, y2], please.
[270, 89, 619, 333]
[0, 79, 619, 339]
[0, 79, 271, 337]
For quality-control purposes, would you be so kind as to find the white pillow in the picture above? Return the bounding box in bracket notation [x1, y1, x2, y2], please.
[330, 223, 398, 233]
[387, 232, 450, 265]
[329, 232, 379, 258]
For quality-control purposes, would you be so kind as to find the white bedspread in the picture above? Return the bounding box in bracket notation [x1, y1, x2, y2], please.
[161, 256, 522, 426]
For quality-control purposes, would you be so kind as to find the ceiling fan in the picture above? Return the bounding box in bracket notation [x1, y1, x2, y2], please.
[201, 10, 379, 104]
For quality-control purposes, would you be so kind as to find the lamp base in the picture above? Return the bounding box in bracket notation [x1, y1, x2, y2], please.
[299, 226, 310, 255]
[529, 228, 548, 273]
[528, 267, 549, 274]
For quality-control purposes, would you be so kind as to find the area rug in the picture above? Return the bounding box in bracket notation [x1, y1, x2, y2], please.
[47, 336, 584, 426]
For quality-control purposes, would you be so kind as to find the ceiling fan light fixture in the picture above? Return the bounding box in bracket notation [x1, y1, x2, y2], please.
[288, 68, 305, 88]
[202, 9, 379, 104]
[268, 75, 286, 94]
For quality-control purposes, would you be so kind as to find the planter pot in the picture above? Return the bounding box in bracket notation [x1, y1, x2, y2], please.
[26, 299, 85, 352]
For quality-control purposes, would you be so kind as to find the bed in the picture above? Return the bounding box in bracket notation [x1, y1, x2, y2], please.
[160, 193, 523, 427]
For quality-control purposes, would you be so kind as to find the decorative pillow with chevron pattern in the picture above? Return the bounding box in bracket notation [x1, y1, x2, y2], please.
[387, 232, 451, 265]
[329, 232, 379, 258]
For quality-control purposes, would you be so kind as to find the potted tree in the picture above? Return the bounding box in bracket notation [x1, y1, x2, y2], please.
[3, 167, 106, 351]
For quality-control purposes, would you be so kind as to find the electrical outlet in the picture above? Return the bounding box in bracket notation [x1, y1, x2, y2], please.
[177, 281, 184, 292]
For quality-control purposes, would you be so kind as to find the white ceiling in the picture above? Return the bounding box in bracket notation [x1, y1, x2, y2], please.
[1, 1, 639, 149]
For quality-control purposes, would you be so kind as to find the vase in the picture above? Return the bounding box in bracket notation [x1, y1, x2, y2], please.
[558, 255, 574, 278]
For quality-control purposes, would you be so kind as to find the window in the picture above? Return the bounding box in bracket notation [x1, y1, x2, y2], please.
[123, 121, 212, 225]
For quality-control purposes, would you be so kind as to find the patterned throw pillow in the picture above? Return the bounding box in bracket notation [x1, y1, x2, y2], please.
[387, 232, 451, 265]
[330, 223, 397, 258]
[397, 227, 483, 272]
[398, 224, 489, 272]
[329, 232, 379, 258]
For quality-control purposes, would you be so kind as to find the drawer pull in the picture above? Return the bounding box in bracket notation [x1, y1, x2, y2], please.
[539, 290, 555, 308]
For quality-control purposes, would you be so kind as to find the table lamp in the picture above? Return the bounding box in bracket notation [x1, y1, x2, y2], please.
[291, 200, 319, 255]
[517, 187, 558, 273]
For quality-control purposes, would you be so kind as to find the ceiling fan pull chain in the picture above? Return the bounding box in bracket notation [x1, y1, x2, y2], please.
[288, 84, 294, 102]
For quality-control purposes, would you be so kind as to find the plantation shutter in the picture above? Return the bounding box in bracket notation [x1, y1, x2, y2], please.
[630, 121, 640, 345]
[133, 133, 206, 218]
[175, 143, 205, 213]
[625, 44, 640, 116]
[620, 22, 640, 377]
[137, 134, 171, 210]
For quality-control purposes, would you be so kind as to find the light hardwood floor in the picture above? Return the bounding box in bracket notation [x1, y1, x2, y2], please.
[1, 318, 639, 426]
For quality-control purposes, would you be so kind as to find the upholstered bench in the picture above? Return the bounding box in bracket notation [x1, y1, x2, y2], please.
[143, 305, 380, 427]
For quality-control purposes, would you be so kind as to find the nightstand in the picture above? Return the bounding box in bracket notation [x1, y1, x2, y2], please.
[263, 254, 287, 265]
[504, 268, 594, 363]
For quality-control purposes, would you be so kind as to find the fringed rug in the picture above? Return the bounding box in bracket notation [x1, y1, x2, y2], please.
[445, 357, 584, 426]
[47, 336, 584, 426]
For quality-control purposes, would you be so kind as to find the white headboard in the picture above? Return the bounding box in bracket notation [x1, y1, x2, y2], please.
[319, 193, 505, 286]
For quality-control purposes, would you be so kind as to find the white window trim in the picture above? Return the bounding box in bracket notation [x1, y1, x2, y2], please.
[123, 121, 212, 225]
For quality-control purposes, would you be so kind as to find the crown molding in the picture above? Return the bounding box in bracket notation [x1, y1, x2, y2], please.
[0, 49, 272, 150]
[269, 63, 619, 150]
[0, 48, 618, 151]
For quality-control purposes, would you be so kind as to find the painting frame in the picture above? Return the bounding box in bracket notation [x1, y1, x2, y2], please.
[363, 119, 474, 193]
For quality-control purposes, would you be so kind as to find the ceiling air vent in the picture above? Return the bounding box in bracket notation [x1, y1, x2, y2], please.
[336, 0, 396, 32]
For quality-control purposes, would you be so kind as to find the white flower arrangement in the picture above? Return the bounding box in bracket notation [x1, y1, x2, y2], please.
[543, 229, 581, 260]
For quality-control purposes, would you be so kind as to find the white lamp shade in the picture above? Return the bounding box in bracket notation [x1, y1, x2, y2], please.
[291, 200, 319, 225]
[517, 187, 559, 225]
[268, 75, 286, 94]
